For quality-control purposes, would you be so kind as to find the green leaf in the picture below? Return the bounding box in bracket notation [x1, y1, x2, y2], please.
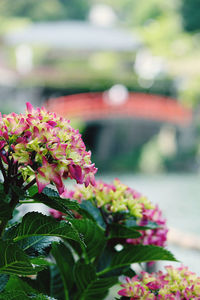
[31, 294, 57, 299]
[10, 185, 25, 200]
[0, 240, 45, 275]
[67, 218, 106, 259]
[74, 261, 96, 292]
[30, 258, 53, 267]
[0, 290, 30, 300]
[79, 277, 118, 300]
[30, 187, 79, 216]
[17, 236, 59, 257]
[0, 182, 10, 204]
[125, 219, 160, 230]
[73, 260, 118, 300]
[97, 248, 127, 278]
[0, 274, 9, 292]
[5, 275, 37, 295]
[12, 212, 84, 247]
[0, 201, 12, 221]
[23, 266, 65, 300]
[79, 200, 106, 229]
[0, 291, 55, 300]
[98, 245, 177, 276]
[108, 224, 142, 239]
[27, 185, 38, 197]
[51, 242, 74, 293]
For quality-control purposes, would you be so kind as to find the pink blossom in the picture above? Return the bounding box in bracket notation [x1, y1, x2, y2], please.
[0, 102, 97, 195]
[127, 205, 168, 248]
[118, 265, 200, 299]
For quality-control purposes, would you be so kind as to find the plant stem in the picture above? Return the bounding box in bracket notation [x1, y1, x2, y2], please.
[99, 207, 110, 237]
[0, 157, 6, 180]
[23, 178, 36, 191]
[0, 219, 8, 237]
[0, 193, 20, 237]
[19, 200, 40, 204]
[96, 267, 111, 277]
[64, 289, 69, 300]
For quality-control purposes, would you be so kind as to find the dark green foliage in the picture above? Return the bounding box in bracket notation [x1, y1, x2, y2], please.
[110, 245, 176, 272]
[30, 187, 79, 216]
[23, 266, 65, 299]
[0, 240, 45, 275]
[0, 0, 90, 21]
[0, 181, 176, 299]
[180, 0, 200, 31]
[67, 217, 106, 259]
[80, 200, 106, 229]
[51, 242, 75, 293]
[17, 236, 58, 257]
[12, 212, 83, 246]
[73, 261, 118, 300]
[108, 224, 142, 239]
[0, 274, 9, 292]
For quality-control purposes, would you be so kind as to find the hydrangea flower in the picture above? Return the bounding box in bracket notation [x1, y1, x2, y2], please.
[69, 179, 167, 245]
[118, 265, 200, 299]
[50, 179, 167, 249]
[0, 102, 97, 195]
[67, 179, 154, 219]
[127, 205, 168, 248]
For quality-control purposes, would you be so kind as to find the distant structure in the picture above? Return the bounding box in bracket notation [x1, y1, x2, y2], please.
[46, 92, 193, 170]
[46, 92, 192, 126]
[5, 21, 141, 52]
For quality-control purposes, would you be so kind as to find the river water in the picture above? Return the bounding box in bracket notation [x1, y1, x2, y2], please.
[96, 172, 200, 275]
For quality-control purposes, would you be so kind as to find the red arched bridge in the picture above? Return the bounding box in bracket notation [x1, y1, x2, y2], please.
[46, 92, 192, 126]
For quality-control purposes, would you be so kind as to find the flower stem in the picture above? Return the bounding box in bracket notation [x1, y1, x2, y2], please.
[19, 200, 40, 204]
[0, 193, 20, 237]
[23, 178, 36, 191]
[0, 157, 6, 180]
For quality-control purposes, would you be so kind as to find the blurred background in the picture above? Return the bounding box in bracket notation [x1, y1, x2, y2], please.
[1, 0, 200, 292]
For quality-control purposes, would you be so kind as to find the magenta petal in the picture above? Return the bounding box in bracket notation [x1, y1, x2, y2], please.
[0, 140, 6, 150]
[35, 174, 49, 193]
[49, 209, 63, 220]
[118, 289, 128, 296]
[56, 182, 65, 195]
[52, 173, 63, 187]
[69, 164, 83, 184]
[26, 102, 33, 113]
[47, 120, 57, 127]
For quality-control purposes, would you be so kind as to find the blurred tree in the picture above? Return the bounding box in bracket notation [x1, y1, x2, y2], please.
[0, 0, 90, 21]
[101, 0, 170, 26]
[180, 0, 200, 32]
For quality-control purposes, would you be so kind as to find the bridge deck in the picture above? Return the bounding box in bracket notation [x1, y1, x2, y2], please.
[46, 92, 192, 126]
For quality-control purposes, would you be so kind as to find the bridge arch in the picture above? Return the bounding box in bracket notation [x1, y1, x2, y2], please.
[46, 92, 192, 126]
[46, 92, 193, 171]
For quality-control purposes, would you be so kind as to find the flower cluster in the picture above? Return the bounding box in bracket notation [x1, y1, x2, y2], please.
[70, 179, 167, 246]
[69, 179, 153, 219]
[50, 179, 167, 248]
[118, 265, 200, 299]
[127, 205, 168, 248]
[0, 102, 97, 195]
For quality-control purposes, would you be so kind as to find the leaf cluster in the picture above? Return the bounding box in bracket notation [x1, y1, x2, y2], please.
[0, 184, 176, 299]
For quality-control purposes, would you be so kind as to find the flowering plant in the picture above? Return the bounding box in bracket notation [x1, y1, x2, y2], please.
[0, 103, 176, 300]
[48, 179, 172, 299]
[117, 265, 200, 299]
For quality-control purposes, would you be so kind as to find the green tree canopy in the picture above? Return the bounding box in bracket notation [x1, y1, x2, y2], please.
[0, 0, 90, 21]
[180, 0, 200, 32]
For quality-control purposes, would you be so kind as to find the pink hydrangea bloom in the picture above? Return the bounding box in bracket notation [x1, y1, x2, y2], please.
[67, 180, 167, 246]
[127, 205, 168, 248]
[0, 103, 97, 195]
[118, 265, 200, 299]
[66, 179, 154, 219]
